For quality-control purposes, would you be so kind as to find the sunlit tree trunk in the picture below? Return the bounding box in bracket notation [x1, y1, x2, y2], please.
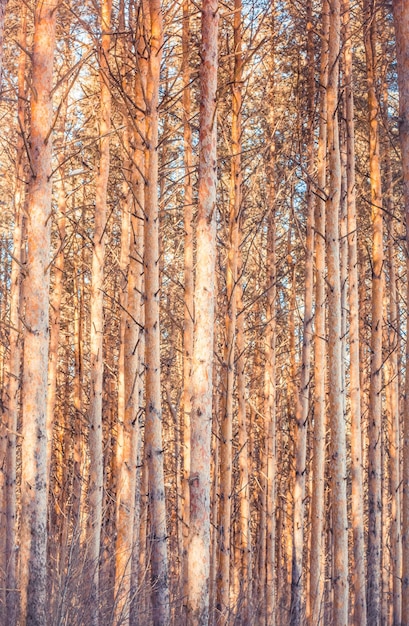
[87, 1, 112, 622]
[129, 10, 148, 624]
[283, 224, 296, 619]
[308, 4, 328, 624]
[114, 4, 142, 620]
[217, 0, 242, 619]
[263, 7, 277, 625]
[46, 101, 68, 482]
[264, 208, 276, 626]
[392, 1, 409, 623]
[290, 3, 315, 622]
[114, 126, 132, 621]
[182, 0, 194, 615]
[144, 0, 170, 623]
[187, 0, 218, 621]
[19, 0, 58, 623]
[236, 275, 251, 619]
[4, 7, 27, 624]
[0, 0, 7, 90]
[343, 2, 366, 623]
[72, 248, 85, 544]
[209, 383, 220, 623]
[363, 3, 384, 622]
[326, 0, 348, 622]
[383, 123, 402, 626]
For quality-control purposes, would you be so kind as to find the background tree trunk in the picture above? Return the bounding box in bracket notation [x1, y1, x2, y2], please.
[363, 3, 384, 622]
[343, 1, 366, 623]
[392, 2, 409, 623]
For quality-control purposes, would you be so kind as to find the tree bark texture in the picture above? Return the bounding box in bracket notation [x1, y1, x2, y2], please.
[393, 1, 409, 623]
[187, 0, 219, 622]
[19, 0, 58, 623]
[363, 3, 384, 623]
[326, 0, 349, 623]
[87, 1, 112, 622]
[343, 2, 366, 623]
[144, 0, 170, 623]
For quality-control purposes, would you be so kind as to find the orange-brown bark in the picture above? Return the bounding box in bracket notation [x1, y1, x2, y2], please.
[187, 0, 219, 622]
[343, 2, 366, 623]
[326, 0, 349, 622]
[144, 1, 170, 623]
[217, 0, 242, 618]
[87, 1, 112, 622]
[290, 4, 315, 622]
[19, 0, 58, 623]
[308, 3, 328, 623]
[4, 7, 27, 623]
[182, 0, 194, 613]
[0, 0, 7, 91]
[364, 3, 384, 622]
[115, 27, 147, 626]
[392, 2, 409, 623]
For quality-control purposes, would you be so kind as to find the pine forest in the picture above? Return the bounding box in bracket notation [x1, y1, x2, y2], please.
[1, 0, 409, 624]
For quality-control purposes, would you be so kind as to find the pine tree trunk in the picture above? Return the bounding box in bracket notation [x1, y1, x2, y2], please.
[114, 5, 145, 617]
[265, 211, 276, 626]
[309, 0, 329, 626]
[308, 4, 327, 623]
[144, 1, 170, 623]
[236, 277, 252, 620]
[217, 0, 242, 618]
[326, 0, 349, 622]
[5, 7, 27, 623]
[87, 1, 112, 622]
[363, 3, 384, 622]
[182, 0, 194, 615]
[343, 2, 366, 623]
[0, 0, 7, 90]
[19, 1, 58, 623]
[392, 2, 409, 623]
[187, 0, 218, 622]
[46, 102, 68, 483]
[290, 4, 315, 622]
[384, 135, 402, 626]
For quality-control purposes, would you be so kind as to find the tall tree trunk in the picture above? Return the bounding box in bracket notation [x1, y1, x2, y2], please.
[264, 210, 276, 626]
[392, 2, 409, 623]
[363, 3, 384, 623]
[72, 247, 85, 545]
[217, 0, 242, 619]
[87, 0, 112, 622]
[4, 6, 27, 624]
[308, 3, 328, 624]
[236, 276, 251, 620]
[264, 7, 276, 625]
[383, 122, 402, 626]
[144, 0, 170, 623]
[46, 101, 68, 482]
[187, 0, 218, 621]
[19, 0, 58, 623]
[290, 3, 315, 622]
[309, 0, 329, 626]
[0, 0, 7, 91]
[115, 10, 147, 622]
[343, 1, 366, 623]
[326, 0, 349, 622]
[114, 130, 132, 622]
[182, 0, 194, 616]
